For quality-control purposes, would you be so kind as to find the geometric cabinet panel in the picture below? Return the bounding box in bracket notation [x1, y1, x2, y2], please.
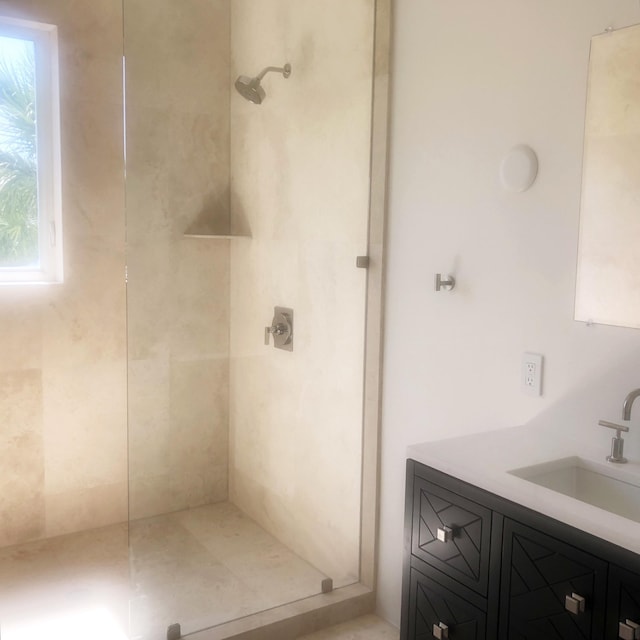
[408, 569, 486, 640]
[499, 519, 607, 640]
[412, 477, 492, 596]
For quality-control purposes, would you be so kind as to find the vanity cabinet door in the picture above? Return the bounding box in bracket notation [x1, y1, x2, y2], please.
[499, 518, 607, 639]
[411, 475, 492, 596]
[406, 568, 486, 640]
[607, 565, 640, 640]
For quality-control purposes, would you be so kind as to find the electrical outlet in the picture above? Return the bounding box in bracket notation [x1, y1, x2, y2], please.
[522, 353, 543, 397]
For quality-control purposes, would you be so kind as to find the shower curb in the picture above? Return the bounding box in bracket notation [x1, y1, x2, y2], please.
[181, 584, 374, 640]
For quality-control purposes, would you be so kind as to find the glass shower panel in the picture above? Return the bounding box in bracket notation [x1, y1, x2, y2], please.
[124, 0, 375, 637]
[227, 0, 375, 594]
[0, 1, 129, 639]
[123, 1, 234, 637]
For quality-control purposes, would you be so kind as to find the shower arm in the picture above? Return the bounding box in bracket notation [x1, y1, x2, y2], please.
[255, 64, 292, 82]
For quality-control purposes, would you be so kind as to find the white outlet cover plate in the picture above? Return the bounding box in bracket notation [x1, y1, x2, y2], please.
[522, 352, 543, 397]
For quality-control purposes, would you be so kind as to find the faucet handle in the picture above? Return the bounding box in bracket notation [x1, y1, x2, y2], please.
[600, 420, 629, 464]
[599, 420, 630, 435]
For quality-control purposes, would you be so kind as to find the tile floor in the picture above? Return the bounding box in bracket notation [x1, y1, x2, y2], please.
[0, 502, 329, 640]
[297, 614, 398, 639]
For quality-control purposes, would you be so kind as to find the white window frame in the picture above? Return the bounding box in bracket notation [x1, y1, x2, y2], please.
[0, 16, 62, 284]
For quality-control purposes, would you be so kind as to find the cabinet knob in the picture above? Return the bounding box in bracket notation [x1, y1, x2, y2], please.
[620, 619, 640, 640]
[432, 622, 449, 639]
[565, 593, 586, 615]
[436, 526, 453, 543]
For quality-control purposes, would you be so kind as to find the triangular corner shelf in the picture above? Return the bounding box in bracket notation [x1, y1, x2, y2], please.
[183, 219, 250, 240]
[183, 232, 250, 239]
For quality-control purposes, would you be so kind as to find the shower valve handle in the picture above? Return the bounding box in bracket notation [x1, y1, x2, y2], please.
[264, 308, 294, 351]
[264, 323, 287, 344]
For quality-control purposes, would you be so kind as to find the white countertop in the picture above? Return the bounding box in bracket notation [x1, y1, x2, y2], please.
[407, 423, 640, 556]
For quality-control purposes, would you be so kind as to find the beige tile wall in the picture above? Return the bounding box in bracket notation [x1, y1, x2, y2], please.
[0, 1, 374, 571]
[0, 0, 128, 546]
[228, 0, 375, 587]
[124, 0, 231, 519]
[0, 0, 233, 545]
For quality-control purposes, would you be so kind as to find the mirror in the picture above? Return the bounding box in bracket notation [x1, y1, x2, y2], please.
[575, 24, 640, 329]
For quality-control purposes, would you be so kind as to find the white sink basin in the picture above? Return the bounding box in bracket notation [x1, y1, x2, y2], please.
[509, 456, 640, 523]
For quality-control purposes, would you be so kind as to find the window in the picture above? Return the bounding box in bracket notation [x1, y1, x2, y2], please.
[0, 17, 61, 284]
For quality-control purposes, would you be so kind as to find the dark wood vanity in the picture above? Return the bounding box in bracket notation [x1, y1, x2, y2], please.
[401, 459, 640, 639]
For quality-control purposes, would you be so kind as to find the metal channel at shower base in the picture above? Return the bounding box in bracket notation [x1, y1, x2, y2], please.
[178, 583, 373, 640]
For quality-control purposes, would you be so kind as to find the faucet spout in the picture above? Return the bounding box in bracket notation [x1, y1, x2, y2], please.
[623, 388, 640, 421]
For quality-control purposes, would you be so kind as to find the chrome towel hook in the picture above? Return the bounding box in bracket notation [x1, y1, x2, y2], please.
[435, 274, 456, 292]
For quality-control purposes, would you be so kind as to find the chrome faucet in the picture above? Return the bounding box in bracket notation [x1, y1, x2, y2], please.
[599, 388, 640, 464]
[623, 388, 640, 421]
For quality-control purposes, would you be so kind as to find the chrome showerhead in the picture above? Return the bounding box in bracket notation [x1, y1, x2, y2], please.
[235, 75, 266, 104]
[234, 63, 291, 105]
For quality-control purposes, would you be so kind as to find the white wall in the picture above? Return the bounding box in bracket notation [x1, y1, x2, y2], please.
[378, 0, 640, 626]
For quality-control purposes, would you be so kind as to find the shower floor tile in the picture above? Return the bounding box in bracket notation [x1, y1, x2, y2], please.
[0, 502, 327, 640]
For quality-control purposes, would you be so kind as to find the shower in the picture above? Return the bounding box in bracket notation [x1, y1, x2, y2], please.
[0, 0, 386, 638]
[234, 62, 292, 104]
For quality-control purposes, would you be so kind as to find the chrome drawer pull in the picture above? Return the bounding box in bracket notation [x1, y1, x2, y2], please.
[436, 526, 453, 543]
[565, 593, 586, 615]
[619, 619, 640, 640]
[432, 622, 449, 639]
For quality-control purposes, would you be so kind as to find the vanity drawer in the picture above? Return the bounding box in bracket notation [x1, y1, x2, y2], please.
[499, 518, 607, 639]
[607, 564, 640, 640]
[411, 474, 492, 597]
[406, 568, 486, 640]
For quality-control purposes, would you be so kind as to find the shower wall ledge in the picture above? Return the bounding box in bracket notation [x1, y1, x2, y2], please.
[183, 233, 251, 239]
